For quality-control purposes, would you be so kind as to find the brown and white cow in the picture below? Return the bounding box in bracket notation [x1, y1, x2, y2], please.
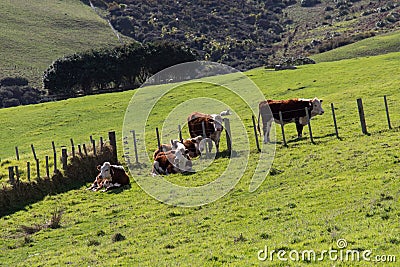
[87, 162, 130, 192]
[258, 97, 324, 143]
[187, 110, 231, 153]
[153, 136, 203, 160]
[151, 141, 193, 176]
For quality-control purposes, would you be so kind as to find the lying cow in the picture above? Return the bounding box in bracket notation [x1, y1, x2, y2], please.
[153, 136, 203, 159]
[87, 162, 130, 192]
[152, 141, 193, 176]
[187, 110, 231, 153]
[258, 97, 324, 143]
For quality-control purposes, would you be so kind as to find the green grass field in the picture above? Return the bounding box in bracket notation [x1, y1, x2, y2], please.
[0, 0, 124, 87]
[311, 30, 400, 63]
[0, 52, 399, 266]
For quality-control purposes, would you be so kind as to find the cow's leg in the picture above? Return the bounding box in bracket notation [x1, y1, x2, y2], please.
[212, 131, 221, 153]
[151, 161, 161, 176]
[212, 139, 217, 153]
[263, 120, 272, 143]
[87, 182, 97, 191]
[295, 118, 303, 138]
[104, 183, 122, 192]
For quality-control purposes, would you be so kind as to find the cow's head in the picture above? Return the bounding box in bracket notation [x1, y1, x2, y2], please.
[310, 97, 324, 117]
[186, 136, 203, 157]
[97, 162, 112, 179]
[219, 109, 231, 116]
[211, 114, 223, 132]
[170, 140, 192, 171]
[171, 139, 186, 152]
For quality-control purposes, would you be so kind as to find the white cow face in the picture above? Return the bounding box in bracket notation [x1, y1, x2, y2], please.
[171, 140, 186, 153]
[98, 162, 112, 179]
[310, 97, 324, 117]
[211, 114, 223, 132]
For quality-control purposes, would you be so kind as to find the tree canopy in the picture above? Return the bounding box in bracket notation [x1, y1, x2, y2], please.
[42, 42, 197, 97]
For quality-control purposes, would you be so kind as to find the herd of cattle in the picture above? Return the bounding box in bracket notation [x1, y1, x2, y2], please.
[88, 97, 324, 192]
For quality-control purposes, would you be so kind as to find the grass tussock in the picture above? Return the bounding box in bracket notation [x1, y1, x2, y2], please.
[20, 208, 64, 235]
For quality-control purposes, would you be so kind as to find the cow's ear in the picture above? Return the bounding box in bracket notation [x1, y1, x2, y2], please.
[97, 165, 101, 171]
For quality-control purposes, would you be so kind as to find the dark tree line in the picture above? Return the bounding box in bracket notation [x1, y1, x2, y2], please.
[42, 42, 197, 97]
[0, 77, 45, 108]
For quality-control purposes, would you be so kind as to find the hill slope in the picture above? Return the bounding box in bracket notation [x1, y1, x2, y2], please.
[87, 0, 400, 68]
[0, 52, 399, 266]
[312, 30, 400, 62]
[0, 0, 125, 87]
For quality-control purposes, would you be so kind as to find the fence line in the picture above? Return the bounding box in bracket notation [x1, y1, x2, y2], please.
[258, 96, 397, 146]
[3, 95, 398, 183]
[5, 131, 118, 186]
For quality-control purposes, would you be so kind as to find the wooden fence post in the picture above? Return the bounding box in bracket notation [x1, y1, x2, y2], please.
[70, 138, 75, 157]
[15, 146, 19, 161]
[224, 118, 232, 154]
[31, 144, 37, 161]
[92, 139, 96, 156]
[279, 111, 288, 147]
[155, 128, 161, 149]
[108, 131, 117, 163]
[27, 162, 31, 182]
[383, 95, 392, 130]
[45, 156, 50, 178]
[62, 148, 68, 170]
[15, 166, 20, 184]
[100, 137, 104, 149]
[83, 144, 88, 156]
[36, 158, 40, 179]
[52, 141, 57, 172]
[131, 130, 139, 164]
[357, 98, 368, 135]
[305, 107, 315, 144]
[178, 125, 183, 142]
[78, 144, 83, 157]
[8, 167, 15, 185]
[252, 115, 261, 152]
[331, 103, 340, 139]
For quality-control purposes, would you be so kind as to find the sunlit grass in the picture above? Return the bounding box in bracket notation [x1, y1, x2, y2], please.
[0, 52, 399, 266]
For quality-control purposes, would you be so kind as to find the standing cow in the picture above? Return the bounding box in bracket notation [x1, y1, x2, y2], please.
[258, 97, 324, 143]
[187, 110, 231, 153]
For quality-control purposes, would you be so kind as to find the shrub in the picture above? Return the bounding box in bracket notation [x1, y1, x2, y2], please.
[2, 98, 20, 108]
[0, 77, 28, 87]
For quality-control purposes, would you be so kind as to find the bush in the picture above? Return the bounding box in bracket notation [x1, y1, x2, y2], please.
[42, 42, 197, 97]
[0, 82, 44, 109]
[0, 77, 28, 87]
[2, 98, 20, 108]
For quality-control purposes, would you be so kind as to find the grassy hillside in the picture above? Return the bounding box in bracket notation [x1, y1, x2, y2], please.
[91, 0, 400, 68]
[312, 30, 400, 62]
[0, 52, 399, 265]
[0, 0, 124, 87]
